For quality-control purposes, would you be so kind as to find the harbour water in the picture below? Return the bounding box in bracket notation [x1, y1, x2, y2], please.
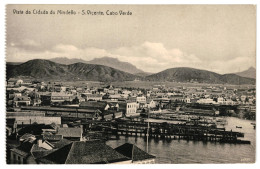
[106, 117, 256, 164]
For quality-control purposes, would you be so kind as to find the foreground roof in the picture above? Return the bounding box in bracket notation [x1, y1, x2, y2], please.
[115, 143, 155, 162]
[38, 140, 130, 164]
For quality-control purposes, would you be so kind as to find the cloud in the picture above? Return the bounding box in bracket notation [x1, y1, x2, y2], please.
[6, 40, 255, 74]
[8, 39, 42, 52]
[52, 44, 78, 53]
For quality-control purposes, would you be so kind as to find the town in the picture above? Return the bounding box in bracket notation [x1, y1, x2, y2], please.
[6, 77, 256, 164]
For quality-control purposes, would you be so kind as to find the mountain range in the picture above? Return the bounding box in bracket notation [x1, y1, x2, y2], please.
[49, 57, 150, 76]
[6, 58, 256, 85]
[145, 67, 255, 85]
[6, 59, 137, 82]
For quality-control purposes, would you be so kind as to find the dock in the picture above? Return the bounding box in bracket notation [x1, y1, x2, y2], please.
[71, 119, 250, 144]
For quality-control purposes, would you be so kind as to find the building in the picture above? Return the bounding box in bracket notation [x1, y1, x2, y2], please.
[119, 101, 138, 116]
[13, 96, 31, 107]
[10, 139, 35, 164]
[41, 92, 73, 105]
[136, 96, 146, 104]
[146, 99, 157, 109]
[82, 94, 102, 101]
[56, 127, 83, 141]
[9, 137, 72, 164]
[79, 101, 110, 111]
[8, 116, 61, 126]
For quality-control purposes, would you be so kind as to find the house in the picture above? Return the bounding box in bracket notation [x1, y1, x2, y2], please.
[17, 124, 57, 137]
[184, 97, 191, 103]
[79, 101, 110, 111]
[9, 116, 61, 126]
[136, 96, 146, 104]
[115, 143, 156, 164]
[6, 118, 16, 136]
[9, 137, 72, 164]
[8, 92, 22, 100]
[13, 96, 31, 107]
[217, 97, 225, 104]
[146, 99, 157, 109]
[9, 139, 35, 164]
[82, 94, 102, 101]
[7, 78, 18, 86]
[37, 140, 131, 164]
[41, 92, 73, 105]
[56, 127, 83, 141]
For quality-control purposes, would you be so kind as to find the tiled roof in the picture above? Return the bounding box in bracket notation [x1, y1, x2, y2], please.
[31, 144, 56, 159]
[31, 138, 72, 159]
[38, 140, 130, 164]
[13, 96, 31, 101]
[65, 141, 130, 164]
[43, 134, 63, 141]
[56, 127, 82, 138]
[18, 124, 56, 136]
[115, 143, 155, 162]
[6, 118, 15, 127]
[37, 143, 73, 164]
[79, 101, 108, 110]
[19, 133, 36, 142]
[52, 138, 72, 149]
[11, 140, 35, 157]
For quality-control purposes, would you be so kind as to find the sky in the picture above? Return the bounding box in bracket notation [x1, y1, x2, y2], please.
[6, 5, 256, 74]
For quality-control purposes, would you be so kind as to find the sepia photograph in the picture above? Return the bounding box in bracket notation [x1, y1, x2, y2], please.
[5, 4, 256, 164]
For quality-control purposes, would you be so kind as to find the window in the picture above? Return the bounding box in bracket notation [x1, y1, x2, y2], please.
[12, 153, 16, 164]
[17, 156, 21, 164]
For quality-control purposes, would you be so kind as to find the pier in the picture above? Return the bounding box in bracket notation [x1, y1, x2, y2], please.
[71, 119, 250, 144]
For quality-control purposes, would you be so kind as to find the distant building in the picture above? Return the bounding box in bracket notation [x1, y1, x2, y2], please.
[136, 96, 146, 104]
[146, 99, 157, 109]
[79, 101, 110, 111]
[8, 116, 61, 125]
[83, 94, 102, 101]
[41, 92, 73, 105]
[56, 127, 83, 141]
[13, 96, 31, 107]
[119, 101, 138, 116]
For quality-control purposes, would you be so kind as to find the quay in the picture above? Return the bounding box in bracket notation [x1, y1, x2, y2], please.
[68, 119, 250, 144]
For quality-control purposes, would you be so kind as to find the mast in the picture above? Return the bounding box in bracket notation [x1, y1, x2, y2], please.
[146, 108, 150, 152]
[131, 144, 135, 163]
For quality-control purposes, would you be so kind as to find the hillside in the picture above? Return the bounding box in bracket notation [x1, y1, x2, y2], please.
[6, 59, 137, 82]
[145, 67, 255, 85]
[235, 67, 256, 79]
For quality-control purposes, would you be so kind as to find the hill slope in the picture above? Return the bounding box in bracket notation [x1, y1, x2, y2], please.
[235, 67, 256, 79]
[145, 67, 255, 85]
[6, 59, 137, 82]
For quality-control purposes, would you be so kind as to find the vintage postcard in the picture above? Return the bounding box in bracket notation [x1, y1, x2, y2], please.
[5, 4, 256, 164]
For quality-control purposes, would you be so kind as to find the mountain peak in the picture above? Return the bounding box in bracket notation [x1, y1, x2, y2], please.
[88, 57, 146, 74]
[235, 66, 256, 79]
[248, 66, 256, 71]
